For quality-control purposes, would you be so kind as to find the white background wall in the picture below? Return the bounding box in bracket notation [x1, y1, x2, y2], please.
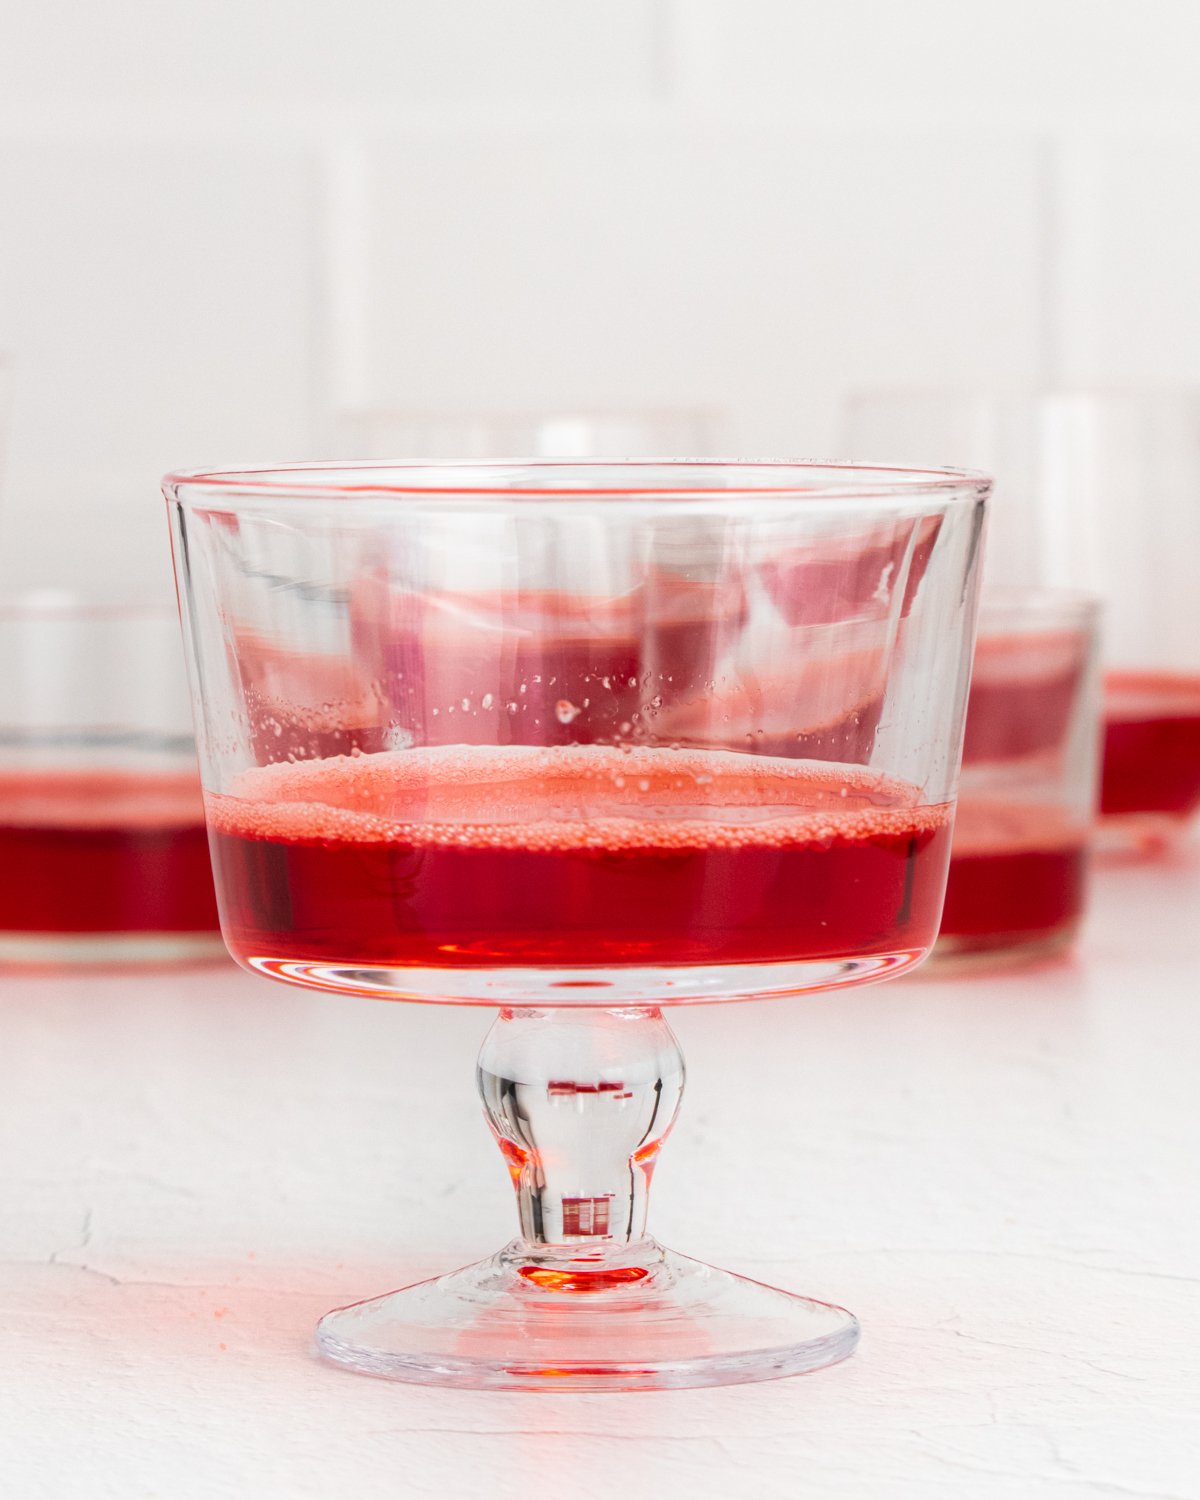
[1, 0, 1199, 602]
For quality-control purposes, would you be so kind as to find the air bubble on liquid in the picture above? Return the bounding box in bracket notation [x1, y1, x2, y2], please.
[555, 699, 580, 725]
[619, 721, 633, 735]
[602, 676, 612, 690]
[461, 697, 471, 712]
[627, 675, 638, 688]
[481, 693, 494, 709]
[638, 778, 651, 792]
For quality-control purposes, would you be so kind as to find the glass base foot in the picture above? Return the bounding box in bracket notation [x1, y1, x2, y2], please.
[0, 931, 228, 969]
[315, 1239, 858, 1391]
[928, 923, 1077, 972]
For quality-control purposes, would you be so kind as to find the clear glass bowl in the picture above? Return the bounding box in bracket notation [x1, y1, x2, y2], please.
[166, 459, 989, 1390]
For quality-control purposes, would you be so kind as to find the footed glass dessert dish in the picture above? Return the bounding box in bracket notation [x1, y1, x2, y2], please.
[166, 460, 988, 1389]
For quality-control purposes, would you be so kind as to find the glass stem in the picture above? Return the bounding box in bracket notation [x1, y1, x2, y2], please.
[477, 1007, 685, 1253]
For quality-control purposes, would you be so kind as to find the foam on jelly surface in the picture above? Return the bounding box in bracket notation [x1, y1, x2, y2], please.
[208, 745, 950, 853]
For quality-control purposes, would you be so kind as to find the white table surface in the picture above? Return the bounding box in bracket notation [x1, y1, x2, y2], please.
[2, 849, 1198, 1500]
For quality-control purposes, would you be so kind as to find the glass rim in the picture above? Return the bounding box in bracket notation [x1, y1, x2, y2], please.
[162, 458, 991, 504]
[0, 593, 179, 623]
[846, 383, 1200, 408]
[338, 402, 723, 421]
[978, 585, 1102, 632]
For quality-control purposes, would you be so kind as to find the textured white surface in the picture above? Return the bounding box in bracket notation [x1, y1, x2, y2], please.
[2, 851, 1198, 1498]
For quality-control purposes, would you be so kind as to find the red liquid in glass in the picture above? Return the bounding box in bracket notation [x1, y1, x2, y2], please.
[938, 800, 1087, 955]
[207, 746, 952, 975]
[1100, 672, 1200, 818]
[0, 770, 220, 934]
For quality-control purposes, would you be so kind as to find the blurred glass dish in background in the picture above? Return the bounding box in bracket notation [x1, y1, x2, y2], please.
[0, 596, 223, 966]
[329, 405, 722, 460]
[934, 589, 1102, 966]
[843, 390, 1200, 855]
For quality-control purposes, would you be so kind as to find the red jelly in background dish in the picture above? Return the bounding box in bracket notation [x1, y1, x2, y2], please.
[934, 594, 1100, 965]
[1100, 672, 1200, 820]
[0, 769, 219, 936]
[937, 800, 1088, 959]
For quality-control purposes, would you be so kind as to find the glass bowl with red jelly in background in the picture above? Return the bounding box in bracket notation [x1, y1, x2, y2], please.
[934, 588, 1102, 966]
[843, 389, 1200, 857]
[0, 596, 223, 966]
